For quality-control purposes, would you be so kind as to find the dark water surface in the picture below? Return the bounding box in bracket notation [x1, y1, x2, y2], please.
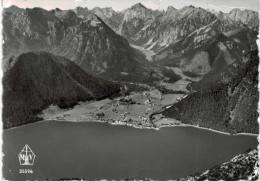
[3, 121, 258, 180]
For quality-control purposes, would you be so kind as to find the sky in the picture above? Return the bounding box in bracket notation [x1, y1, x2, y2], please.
[3, 0, 260, 12]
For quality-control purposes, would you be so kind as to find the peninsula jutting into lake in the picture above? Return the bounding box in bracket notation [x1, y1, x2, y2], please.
[2, 0, 259, 180]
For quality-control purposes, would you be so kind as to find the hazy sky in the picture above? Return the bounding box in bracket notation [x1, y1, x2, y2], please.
[3, 0, 259, 12]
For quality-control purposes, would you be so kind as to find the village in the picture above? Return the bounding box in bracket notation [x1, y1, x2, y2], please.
[40, 87, 185, 129]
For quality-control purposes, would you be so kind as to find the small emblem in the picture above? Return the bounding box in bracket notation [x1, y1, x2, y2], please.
[18, 144, 36, 166]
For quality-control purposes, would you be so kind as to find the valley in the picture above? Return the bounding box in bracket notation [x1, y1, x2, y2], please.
[39, 64, 202, 131]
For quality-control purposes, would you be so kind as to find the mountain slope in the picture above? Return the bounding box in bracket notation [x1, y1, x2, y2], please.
[3, 7, 61, 60]
[154, 20, 252, 75]
[74, 6, 123, 32]
[53, 13, 149, 80]
[228, 9, 259, 30]
[180, 149, 258, 181]
[116, 5, 258, 55]
[92, 7, 123, 32]
[119, 3, 162, 45]
[163, 50, 259, 134]
[3, 52, 120, 129]
[132, 6, 218, 52]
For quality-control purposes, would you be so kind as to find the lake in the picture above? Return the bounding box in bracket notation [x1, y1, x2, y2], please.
[3, 121, 258, 180]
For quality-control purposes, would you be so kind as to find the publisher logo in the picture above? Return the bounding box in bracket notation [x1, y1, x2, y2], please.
[18, 144, 36, 166]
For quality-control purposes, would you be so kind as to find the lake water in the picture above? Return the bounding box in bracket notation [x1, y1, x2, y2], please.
[3, 121, 258, 180]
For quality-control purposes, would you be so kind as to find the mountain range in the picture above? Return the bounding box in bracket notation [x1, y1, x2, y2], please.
[3, 4, 258, 79]
[108, 4, 258, 52]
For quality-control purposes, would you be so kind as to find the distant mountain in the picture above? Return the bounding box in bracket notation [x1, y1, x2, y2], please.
[3, 5, 22, 14]
[3, 52, 120, 129]
[124, 6, 218, 52]
[154, 19, 258, 75]
[74, 6, 123, 32]
[228, 9, 259, 30]
[163, 6, 179, 20]
[113, 5, 258, 56]
[74, 6, 91, 18]
[3, 6, 151, 82]
[3, 7, 61, 60]
[118, 3, 162, 45]
[73, 4, 258, 52]
[214, 11, 247, 32]
[92, 7, 124, 31]
[151, 5, 258, 75]
[52, 12, 149, 80]
[163, 50, 259, 134]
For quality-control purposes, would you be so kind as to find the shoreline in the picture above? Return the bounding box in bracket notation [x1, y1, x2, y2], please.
[172, 124, 258, 137]
[5, 118, 258, 137]
[103, 119, 258, 137]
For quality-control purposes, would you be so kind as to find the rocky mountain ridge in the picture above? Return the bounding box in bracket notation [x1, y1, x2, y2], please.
[74, 6, 124, 32]
[154, 20, 257, 75]
[114, 4, 258, 53]
[228, 8, 259, 30]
